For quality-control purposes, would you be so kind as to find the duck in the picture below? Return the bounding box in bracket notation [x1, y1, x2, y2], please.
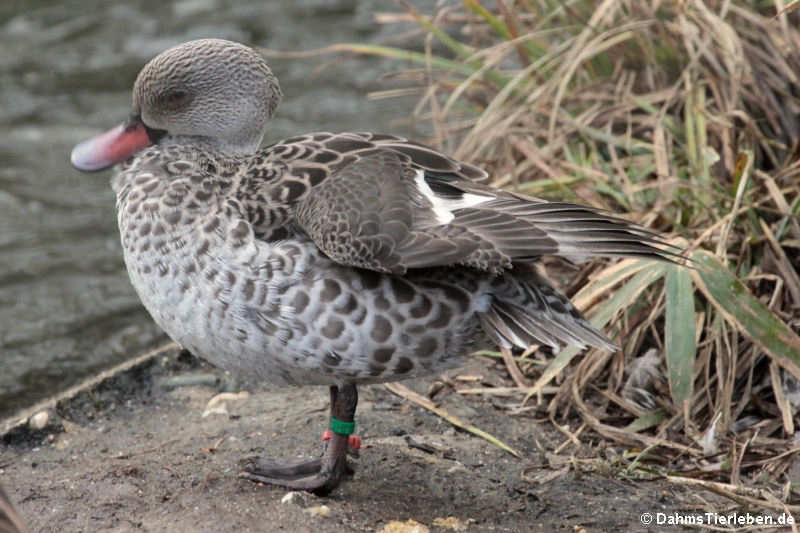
[71, 38, 673, 494]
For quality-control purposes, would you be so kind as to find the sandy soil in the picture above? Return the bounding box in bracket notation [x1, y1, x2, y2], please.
[1, 346, 698, 532]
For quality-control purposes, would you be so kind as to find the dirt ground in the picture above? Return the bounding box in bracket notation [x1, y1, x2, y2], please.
[1, 345, 703, 533]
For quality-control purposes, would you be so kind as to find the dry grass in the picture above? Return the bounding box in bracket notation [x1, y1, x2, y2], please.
[308, 0, 800, 516]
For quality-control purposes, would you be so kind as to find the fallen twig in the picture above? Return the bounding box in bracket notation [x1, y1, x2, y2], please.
[384, 382, 521, 457]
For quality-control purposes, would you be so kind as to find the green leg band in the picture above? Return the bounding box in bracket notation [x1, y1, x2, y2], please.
[330, 416, 356, 436]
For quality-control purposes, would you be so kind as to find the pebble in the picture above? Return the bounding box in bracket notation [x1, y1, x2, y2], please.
[304, 504, 330, 518]
[280, 491, 307, 506]
[29, 411, 49, 430]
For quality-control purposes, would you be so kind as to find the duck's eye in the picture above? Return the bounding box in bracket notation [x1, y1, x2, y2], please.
[163, 89, 189, 105]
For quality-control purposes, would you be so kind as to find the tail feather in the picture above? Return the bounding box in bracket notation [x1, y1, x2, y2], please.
[479, 266, 616, 352]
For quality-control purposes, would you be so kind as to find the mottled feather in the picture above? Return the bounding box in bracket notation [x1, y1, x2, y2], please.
[289, 148, 675, 275]
[82, 39, 682, 389]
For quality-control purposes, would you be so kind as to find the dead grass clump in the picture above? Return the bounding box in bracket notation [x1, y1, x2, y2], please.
[331, 0, 800, 514]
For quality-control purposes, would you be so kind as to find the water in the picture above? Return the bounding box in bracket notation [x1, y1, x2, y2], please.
[0, 0, 429, 419]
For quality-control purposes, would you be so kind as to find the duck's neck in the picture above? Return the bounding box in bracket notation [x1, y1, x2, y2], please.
[162, 133, 263, 155]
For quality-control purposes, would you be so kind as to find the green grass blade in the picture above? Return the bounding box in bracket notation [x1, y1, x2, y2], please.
[664, 264, 696, 408]
[691, 250, 800, 378]
[571, 258, 665, 310]
[624, 409, 667, 433]
[403, 2, 473, 60]
[464, 0, 550, 62]
[590, 262, 668, 328]
[464, 0, 513, 40]
[398, 3, 509, 88]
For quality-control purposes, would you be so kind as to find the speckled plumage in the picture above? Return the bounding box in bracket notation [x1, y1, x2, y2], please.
[88, 39, 676, 388]
[71, 39, 676, 493]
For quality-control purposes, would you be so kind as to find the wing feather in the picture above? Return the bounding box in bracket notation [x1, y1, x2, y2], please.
[291, 144, 677, 274]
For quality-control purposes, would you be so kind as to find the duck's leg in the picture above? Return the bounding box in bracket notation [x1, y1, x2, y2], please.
[240, 383, 358, 495]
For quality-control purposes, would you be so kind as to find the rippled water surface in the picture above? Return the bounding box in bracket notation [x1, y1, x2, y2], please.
[0, 0, 429, 419]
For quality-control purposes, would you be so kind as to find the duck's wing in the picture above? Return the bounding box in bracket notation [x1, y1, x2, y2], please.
[246, 132, 489, 240]
[293, 148, 675, 275]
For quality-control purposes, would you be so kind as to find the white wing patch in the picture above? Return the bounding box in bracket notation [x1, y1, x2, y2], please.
[413, 170, 493, 225]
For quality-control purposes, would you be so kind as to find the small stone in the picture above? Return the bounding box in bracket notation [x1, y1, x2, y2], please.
[280, 491, 306, 506]
[61, 420, 81, 434]
[29, 411, 49, 430]
[304, 504, 330, 518]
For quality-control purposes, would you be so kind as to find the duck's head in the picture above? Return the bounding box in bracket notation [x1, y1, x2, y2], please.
[71, 39, 282, 171]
